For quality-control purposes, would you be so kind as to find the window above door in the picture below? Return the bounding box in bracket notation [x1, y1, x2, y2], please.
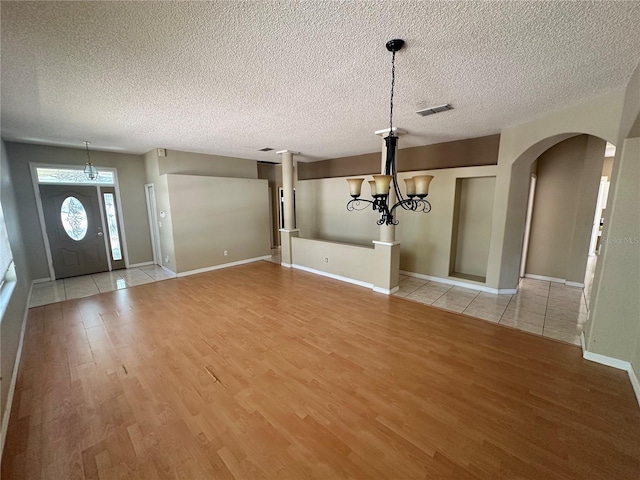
[36, 167, 114, 185]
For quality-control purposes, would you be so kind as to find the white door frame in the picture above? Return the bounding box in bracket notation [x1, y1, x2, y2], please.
[588, 176, 610, 256]
[29, 162, 129, 280]
[144, 184, 162, 266]
[519, 174, 537, 278]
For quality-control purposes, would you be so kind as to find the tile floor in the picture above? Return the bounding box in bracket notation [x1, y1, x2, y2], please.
[29, 249, 592, 346]
[393, 275, 588, 345]
[29, 265, 175, 308]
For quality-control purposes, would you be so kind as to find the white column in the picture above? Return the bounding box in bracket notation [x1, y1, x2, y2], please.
[277, 150, 299, 266]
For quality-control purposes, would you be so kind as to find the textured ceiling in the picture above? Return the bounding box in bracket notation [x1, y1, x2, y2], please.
[2, 1, 640, 162]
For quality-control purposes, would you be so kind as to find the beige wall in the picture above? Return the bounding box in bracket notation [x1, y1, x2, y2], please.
[525, 135, 605, 283]
[257, 163, 282, 247]
[452, 176, 496, 279]
[291, 237, 374, 285]
[4, 142, 153, 278]
[167, 174, 270, 273]
[1, 140, 33, 437]
[158, 149, 258, 179]
[486, 87, 625, 291]
[296, 165, 498, 283]
[299, 134, 500, 180]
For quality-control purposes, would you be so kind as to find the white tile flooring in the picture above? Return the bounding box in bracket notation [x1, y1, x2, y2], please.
[30, 249, 593, 346]
[29, 265, 175, 308]
[393, 275, 588, 346]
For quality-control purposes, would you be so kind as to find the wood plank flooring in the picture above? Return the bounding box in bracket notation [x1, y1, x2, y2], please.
[2, 261, 639, 479]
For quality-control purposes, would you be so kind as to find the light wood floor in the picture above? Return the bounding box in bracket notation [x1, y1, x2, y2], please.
[3, 261, 639, 479]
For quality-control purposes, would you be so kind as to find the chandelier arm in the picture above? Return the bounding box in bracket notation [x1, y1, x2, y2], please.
[346, 198, 376, 212]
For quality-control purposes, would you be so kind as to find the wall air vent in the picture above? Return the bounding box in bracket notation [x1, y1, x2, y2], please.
[258, 147, 274, 152]
[416, 104, 453, 117]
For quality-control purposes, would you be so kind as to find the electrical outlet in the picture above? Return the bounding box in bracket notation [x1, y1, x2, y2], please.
[224, 250, 228, 256]
[165, 256, 169, 263]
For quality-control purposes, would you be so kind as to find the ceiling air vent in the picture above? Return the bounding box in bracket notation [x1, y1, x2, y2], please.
[416, 104, 453, 117]
[258, 147, 274, 152]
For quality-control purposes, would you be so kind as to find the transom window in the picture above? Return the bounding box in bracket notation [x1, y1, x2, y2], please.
[36, 167, 114, 185]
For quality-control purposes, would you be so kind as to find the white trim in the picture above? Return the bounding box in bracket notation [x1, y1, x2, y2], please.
[400, 270, 517, 295]
[111, 170, 130, 268]
[281, 262, 292, 268]
[279, 228, 300, 233]
[629, 364, 640, 408]
[29, 163, 56, 279]
[96, 186, 113, 272]
[275, 150, 300, 155]
[291, 264, 373, 289]
[525, 273, 566, 284]
[373, 286, 400, 295]
[128, 261, 154, 268]
[32, 277, 52, 284]
[159, 265, 176, 276]
[144, 184, 162, 267]
[372, 240, 400, 246]
[525, 274, 585, 288]
[176, 256, 271, 277]
[580, 332, 640, 408]
[582, 350, 632, 372]
[520, 174, 537, 277]
[1, 279, 35, 458]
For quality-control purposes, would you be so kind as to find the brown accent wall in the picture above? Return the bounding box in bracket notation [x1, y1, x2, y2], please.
[298, 134, 500, 180]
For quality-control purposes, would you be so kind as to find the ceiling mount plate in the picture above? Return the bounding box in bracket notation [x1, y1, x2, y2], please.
[386, 39, 405, 52]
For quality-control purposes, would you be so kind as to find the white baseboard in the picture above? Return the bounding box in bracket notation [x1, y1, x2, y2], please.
[32, 277, 51, 284]
[128, 261, 154, 268]
[400, 270, 516, 295]
[176, 256, 271, 278]
[1, 279, 35, 459]
[160, 265, 176, 276]
[373, 286, 399, 295]
[291, 264, 373, 290]
[581, 333, 640, 408]
[525, 274, 584, 288]
[280, 262, 292, 268]
[525, 273, 566, 284]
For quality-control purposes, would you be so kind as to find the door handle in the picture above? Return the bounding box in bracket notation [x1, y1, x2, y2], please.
[97, 232, 104, 236]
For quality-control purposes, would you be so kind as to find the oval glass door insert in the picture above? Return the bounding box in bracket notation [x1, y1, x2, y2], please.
[60, 196, 88, 241]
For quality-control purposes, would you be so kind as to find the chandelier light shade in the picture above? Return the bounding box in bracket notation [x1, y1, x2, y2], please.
[83, 141, 99, 181]
[346, 39, 434, 225]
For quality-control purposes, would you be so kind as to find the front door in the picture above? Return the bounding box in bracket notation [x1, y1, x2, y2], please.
[40, 184, 109, 279]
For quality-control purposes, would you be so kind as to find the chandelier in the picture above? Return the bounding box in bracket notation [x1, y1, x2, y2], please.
[346, 39, 433, 226]
[83, 141, 99, 181]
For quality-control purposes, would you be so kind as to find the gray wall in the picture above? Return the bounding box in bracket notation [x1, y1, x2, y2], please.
[525, 135, 605, 283]
[4, 142, 153, 278]
[1, 140, 33, 436]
